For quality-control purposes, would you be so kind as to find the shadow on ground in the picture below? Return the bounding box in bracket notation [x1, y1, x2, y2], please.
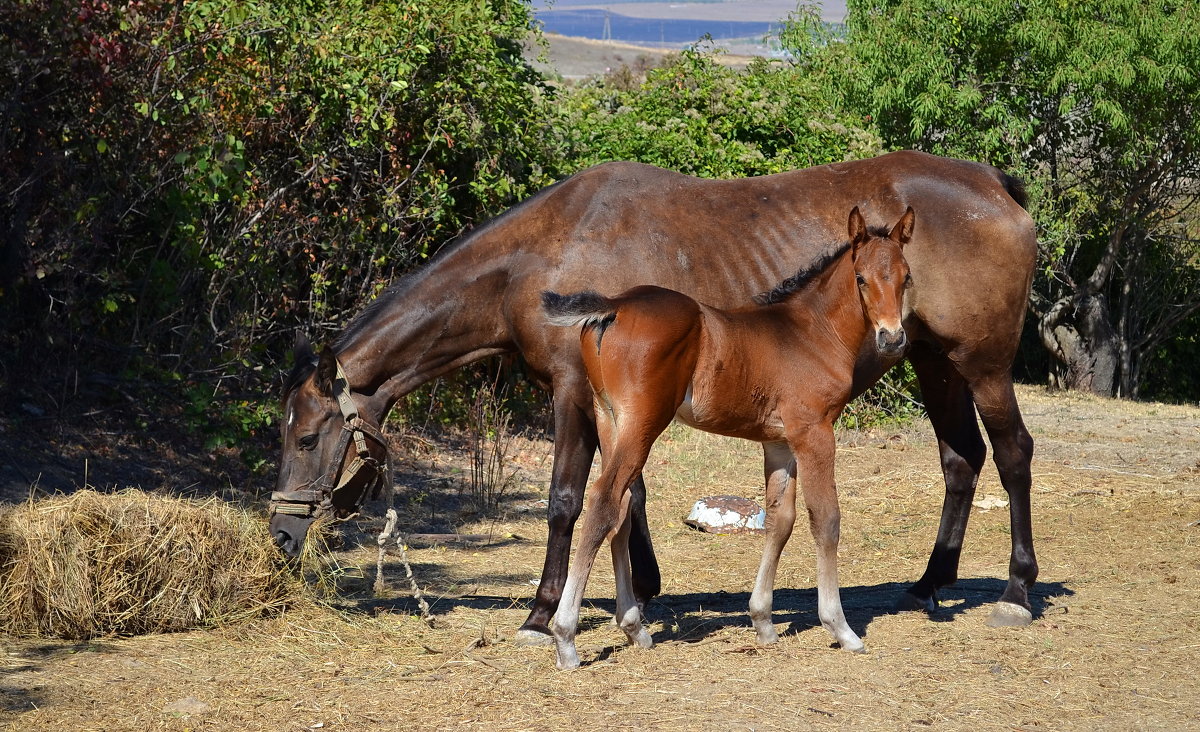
[341, 573, 1073, 645]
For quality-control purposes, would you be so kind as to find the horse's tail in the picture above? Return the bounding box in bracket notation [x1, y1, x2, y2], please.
[1000, 171, 1029, 210]
[541, 291, 618, 329]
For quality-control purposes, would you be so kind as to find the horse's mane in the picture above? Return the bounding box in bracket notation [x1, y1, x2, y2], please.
[753, 226, 890, 306]
[323, 175, 574, 354]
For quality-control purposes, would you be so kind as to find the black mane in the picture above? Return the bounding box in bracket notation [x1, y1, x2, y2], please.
[753, 241, 851, 305]
[753, 226, 893, 306]
[330, 175, 573, 353]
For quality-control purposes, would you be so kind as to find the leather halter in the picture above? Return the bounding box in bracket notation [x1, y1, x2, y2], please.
[270, 359, 389, 519]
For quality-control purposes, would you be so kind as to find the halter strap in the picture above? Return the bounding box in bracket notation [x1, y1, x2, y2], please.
[270, 356, 390, 519]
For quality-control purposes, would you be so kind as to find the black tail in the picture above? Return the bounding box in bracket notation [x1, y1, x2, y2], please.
[541, 291, 617, 328]
[1001, 172, 1029, 210]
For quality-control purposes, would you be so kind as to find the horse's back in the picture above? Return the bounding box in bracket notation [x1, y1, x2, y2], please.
[507, 151, 1035, 381]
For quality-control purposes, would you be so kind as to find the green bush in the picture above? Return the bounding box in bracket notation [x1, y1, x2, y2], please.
[2, 0, 558, 438]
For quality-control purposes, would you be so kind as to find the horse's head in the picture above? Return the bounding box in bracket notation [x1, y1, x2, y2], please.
[848, 206, 913, 359]
[269, 337, 389, 557]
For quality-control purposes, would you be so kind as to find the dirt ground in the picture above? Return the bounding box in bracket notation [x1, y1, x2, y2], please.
[3, 384, 1200, 731]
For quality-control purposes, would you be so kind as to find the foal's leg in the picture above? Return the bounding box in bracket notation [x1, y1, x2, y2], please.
[969, 372, 1038, 627]
[899, 347, 988, 613]
[551, 411, 666, 669]
[611, 503, 654, 650]
[790, 423, 864, 652]
[518, 378, 662, 646]
[748, 441, 797, 645]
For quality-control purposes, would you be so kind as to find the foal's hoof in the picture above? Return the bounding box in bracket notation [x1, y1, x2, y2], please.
[513, 628, 556, 647]
[895, 591, 935, 614]
[986, 601, 1034, 628]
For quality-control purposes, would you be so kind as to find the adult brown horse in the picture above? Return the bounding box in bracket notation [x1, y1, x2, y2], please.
[542, 207, 913, 669]
[270, 150, 1038, 645]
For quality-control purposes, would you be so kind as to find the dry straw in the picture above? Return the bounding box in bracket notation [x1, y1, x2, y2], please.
[0, 489, 304, 639]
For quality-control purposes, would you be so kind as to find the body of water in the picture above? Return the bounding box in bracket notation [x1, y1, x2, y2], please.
[535, 9, 777, 44]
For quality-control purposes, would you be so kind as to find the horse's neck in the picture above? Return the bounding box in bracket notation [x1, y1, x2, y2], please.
[336, 240, 512, 418]
[781, 254, 869, 360]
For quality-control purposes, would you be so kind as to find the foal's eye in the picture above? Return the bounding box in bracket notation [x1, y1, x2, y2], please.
[904, 273, 914, 288]
[298, 434, 319, 451]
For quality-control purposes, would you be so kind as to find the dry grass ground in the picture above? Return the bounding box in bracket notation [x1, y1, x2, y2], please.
[3, 385, 1199, 730]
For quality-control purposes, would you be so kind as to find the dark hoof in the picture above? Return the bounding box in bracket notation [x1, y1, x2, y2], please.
[986, 601, 1034, 628]
[895, 591, 936, 614]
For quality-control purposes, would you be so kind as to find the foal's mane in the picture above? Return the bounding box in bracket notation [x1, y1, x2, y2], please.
[753, 226, 891, 306]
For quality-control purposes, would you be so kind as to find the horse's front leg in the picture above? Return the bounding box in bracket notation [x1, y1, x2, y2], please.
[790, 423, 864, 653]
[748, 441, 798, 644]
[519, 383, 661, 646]
[517, 387, 597, 646]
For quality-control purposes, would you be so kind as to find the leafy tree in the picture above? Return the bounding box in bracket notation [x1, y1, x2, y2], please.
[814, 0, 1200, 397]
[1, 0, 555, 430]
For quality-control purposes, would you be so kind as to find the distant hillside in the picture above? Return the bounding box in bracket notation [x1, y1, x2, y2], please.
[525, 33, 757, 81]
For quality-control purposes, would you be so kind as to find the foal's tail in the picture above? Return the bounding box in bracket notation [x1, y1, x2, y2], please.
[541, 291, 618, 329]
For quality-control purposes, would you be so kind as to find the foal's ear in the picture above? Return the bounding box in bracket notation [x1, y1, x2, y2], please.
[848, 206, 869, 257]
[889, 207, 916, 248]
[315, 346, 339, 398]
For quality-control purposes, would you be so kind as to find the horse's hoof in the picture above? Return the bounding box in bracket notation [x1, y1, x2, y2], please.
[986, 601, 1034, 628]
[632, 629, 654, 650]
[895, 591, 935, 614]
[513, 628, 556, 647]
[755, 627, 780, 646]
[843, 641, 867, 654]
[555, 647, 581, 670]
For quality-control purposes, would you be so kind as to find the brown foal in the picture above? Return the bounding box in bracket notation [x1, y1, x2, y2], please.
[541, 207, 915, 669]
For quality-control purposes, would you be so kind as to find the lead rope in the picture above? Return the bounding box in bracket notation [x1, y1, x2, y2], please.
[375, 508, 432, 623]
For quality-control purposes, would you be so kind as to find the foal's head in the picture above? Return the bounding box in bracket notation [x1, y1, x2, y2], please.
[849, 206, 913, 358]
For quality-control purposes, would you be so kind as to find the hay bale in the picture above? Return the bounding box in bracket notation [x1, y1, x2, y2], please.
[0, 489, 298, 639]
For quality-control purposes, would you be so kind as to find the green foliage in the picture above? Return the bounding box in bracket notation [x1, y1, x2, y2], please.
[838, 362, 925, 431]
[808, 0, 1200, 399]
[550, 48, 882, 177]
[1, 0, 556, 437]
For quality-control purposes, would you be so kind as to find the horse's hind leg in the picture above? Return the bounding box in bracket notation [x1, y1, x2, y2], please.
[612, 508, 654, 650]
[748, 442, 797, 645]
[970, 371, 1038, 627]
[518, 378, 661, 646]
[900, 346, 988, 613]
[551, 406, 668, 668]
[517, 381, 597, 646]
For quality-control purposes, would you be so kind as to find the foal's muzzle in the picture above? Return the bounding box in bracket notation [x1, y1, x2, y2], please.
[876, 326, 908, 357]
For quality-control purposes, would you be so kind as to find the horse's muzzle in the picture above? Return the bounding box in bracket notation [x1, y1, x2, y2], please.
[876, 326, 908, 357]
[269, 512, 316, 558]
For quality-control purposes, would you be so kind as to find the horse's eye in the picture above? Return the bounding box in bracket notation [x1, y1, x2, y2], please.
[904, 273, 914, 288]
[298, 434, 319, 451]
[856, 274, 867, 287]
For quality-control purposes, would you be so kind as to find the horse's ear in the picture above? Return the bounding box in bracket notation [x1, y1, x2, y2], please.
[315, 346, 338, 398]
[889, 207, 916, 248]
[293, 332, 315, 363]
[848, 206, 868, 256]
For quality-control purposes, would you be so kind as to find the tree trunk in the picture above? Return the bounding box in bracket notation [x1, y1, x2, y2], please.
[1038, 294, 1120, 396]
